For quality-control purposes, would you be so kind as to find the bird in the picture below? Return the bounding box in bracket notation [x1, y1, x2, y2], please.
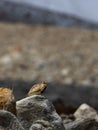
[0, 87, 16, 115]
[28, 81, 47, 96]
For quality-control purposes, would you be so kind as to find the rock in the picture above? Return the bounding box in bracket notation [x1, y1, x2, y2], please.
[16, 95, 65, 130]
[30, 120, 53, 130]
[61, 114, 75, 124]
[65, 118, 98, 130]
[63, 77, 74, 84]
[63, 104, 98, 130]
[0, 110, 24, 130]
[61, 68, 70, 76]
[0, 87, 17, 115]
[74, 103, 98, 120]
[81, 79, 92, 86]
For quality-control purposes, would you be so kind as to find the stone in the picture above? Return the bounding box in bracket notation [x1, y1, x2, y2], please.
[61, 68, 70, 76]
[63, 104, 98, 130]
[30, 120, 53, 130]
[74, 103, 98, 120]
[0, 110, 24, 130]
[16, 95, 65, 130]
[65, 118, 98, 130]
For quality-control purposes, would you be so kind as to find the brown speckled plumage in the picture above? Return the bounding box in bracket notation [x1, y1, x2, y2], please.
[28, 81, 47, 96]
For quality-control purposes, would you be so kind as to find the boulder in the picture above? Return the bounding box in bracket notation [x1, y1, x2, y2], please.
[65, 118, 98, 130]
[74, 103, 98, 120]
[62, 104, 98, 130]
[0, 110, 24, 130]
[16, 95, 65, 130]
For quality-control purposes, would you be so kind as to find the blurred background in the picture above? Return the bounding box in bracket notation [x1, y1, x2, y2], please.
[0, 0, 98, 115]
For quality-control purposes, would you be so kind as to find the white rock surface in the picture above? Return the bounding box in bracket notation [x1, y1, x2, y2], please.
[74, 103, 98, 120]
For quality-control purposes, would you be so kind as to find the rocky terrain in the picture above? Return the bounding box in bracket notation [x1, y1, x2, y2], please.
[0, 23, 98, 84]
[0, 22, 98, 112]
[0, 94, 98, 130]
[0, 1, 98, 129]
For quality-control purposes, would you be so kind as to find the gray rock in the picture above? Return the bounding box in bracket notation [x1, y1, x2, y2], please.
[30, 120, 53, 130]
[16, 95, 65, 130]
[65, 118, 98, 130]
[74, 103, 98, 120]
[0, 110, 24, 130]
[63, 104, 98, 130]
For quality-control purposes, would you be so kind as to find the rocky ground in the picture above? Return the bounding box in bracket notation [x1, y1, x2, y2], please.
[0, 94, 98, 130]
[0, 22, 98, 112]
[0, 22, 98, 84]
